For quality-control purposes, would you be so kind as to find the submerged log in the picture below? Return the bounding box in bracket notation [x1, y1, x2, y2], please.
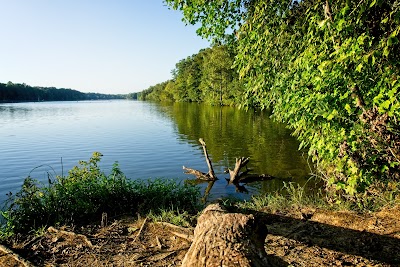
[184, 138, 276, 194]
[181, 203, 269, 267]
[183, 166, 211, 180]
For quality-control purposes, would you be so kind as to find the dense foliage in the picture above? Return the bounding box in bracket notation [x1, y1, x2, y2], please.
[162, 0, 400, 196]
[0, 81, 126, 102]
[139, 46, 244, 105]
[1, 152, 200, 236]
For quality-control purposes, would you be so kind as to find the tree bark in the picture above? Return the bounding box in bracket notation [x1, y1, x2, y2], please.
[181, 203, 269, 267]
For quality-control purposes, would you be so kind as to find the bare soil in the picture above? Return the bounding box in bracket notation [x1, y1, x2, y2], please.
[1, 205, 399, 267]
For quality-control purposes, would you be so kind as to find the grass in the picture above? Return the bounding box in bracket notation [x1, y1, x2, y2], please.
[232, 181, 326, 213]
[226, 179, 400, 214]
[0, 152, 201, 239]
[147, 209, 195, 227]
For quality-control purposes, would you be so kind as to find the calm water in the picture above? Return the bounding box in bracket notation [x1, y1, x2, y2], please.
[0, 100, 311, 204]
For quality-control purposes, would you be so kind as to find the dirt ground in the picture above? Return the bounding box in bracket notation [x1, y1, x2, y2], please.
[1, 205, 399, 267]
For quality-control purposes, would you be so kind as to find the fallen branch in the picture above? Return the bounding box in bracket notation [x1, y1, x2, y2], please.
[227, 157, 277, 190]
[133, 217, 148, 242]
[184, 138, 277, 195]
[183, 138, 217, 181]
[155, 222, 194, 233]
[156, 236, 163, 249]
[199, 138, 217, 180]
[228, 157, 250, 184]
[183, 166, 210, 180]
[227, 173, 276, 184]
[47, 226, 93, 247]
[155, 222, 194, 241]
[170, 231, 194, 242]
[0, 244, 36, 267]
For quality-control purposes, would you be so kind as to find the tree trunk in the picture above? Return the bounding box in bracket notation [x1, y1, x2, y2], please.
[181, 203, 269, 267]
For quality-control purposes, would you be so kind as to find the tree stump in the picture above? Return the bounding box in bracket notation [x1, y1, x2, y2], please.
[181, 203, 269, 267]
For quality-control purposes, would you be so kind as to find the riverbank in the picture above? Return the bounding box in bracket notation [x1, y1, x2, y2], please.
[1, 202, 399, 266]
[1, 153, 399, 266]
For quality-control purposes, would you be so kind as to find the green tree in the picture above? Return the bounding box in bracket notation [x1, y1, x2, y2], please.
[140, 45, 243, 105]
[201, 45, 236, 105]
[164, 0, 400, 195]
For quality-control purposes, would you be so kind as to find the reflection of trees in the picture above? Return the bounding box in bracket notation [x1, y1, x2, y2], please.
[158, 102, 312, 196]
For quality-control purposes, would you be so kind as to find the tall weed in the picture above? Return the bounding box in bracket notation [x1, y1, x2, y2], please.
[0, 152, 201, 237]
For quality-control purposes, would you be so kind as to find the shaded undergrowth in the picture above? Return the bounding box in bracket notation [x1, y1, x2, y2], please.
[0, 152, 201, 239]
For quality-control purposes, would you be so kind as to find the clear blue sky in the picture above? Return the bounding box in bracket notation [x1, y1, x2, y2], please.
[0, 1, 209, 94]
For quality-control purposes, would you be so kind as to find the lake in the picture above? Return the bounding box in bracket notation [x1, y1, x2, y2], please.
[0, 100, 311, 204]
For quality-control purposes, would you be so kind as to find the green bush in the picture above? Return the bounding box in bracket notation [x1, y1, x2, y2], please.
[1, 152, 201, 237]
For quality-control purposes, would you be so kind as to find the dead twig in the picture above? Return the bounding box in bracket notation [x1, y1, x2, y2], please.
[47, 226, 93, 247]
[170, 231, 194, 242]
[156, 236, 163, 249]
[133, 217, 148, 242]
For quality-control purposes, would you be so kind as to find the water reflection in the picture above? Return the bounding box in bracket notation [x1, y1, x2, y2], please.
[0, 100, 313, 203]
[157, 102, 312, 198]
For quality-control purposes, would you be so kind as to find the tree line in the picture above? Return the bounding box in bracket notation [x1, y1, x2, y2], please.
[0, 81, 128, 102]
[140, 0, 400, 197]
[138, 46, 244, 105]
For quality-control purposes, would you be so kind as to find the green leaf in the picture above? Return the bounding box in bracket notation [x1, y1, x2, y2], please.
[345, 104, 352, 114]
[380, 165, 389, 173]
[387, 36, 399, 46]
[383, 46, 390, 57]
[318, 19, 328, 28]
[369, 0, 376, 7]
[336, 181, 346, 190]
[380, 100, 391, 111]
[341, 5, 350, 16]
[336, 19, 345, 31]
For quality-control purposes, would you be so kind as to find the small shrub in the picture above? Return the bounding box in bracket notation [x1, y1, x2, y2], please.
[0, 152, 201, 237]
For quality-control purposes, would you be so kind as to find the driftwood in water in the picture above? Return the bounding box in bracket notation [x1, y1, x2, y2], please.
[228, 157, 250, 184]
[182, 166, 210, 180]
[183, 138, 217, 181]
[184, 138, 276, 195]
[181, 203, 269, 267]
[227, 157, 275, 188]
